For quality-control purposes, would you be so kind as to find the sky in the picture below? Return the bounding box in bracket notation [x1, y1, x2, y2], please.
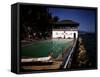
[48, 7, 96, 32]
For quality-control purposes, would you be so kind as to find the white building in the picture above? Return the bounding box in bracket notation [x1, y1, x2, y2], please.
[52, 20, 79, 39]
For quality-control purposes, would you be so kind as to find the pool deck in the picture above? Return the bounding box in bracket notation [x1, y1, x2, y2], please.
[21, 60, 62, 70]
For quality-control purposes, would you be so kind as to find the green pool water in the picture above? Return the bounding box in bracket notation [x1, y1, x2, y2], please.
[21, 39, 73, 58]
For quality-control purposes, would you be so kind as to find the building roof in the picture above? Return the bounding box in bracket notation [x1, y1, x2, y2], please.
[50, 20, 79, 27]
[57, 20, 79, 25]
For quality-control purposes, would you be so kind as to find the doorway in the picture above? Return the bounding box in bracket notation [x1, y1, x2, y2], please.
[74, 33, 76, 39]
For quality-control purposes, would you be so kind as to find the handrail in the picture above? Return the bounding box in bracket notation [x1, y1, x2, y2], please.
[60, 38, 77, 69]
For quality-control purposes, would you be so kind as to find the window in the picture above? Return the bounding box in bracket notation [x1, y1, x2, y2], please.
[56, 32, 58, 35]
[69, 33, 72, 35]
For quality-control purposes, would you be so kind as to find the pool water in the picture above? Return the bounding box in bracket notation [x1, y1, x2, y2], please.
[21, 39, 73, 58]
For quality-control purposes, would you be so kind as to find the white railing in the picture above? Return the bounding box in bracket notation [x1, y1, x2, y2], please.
[61, 39, 77, 69]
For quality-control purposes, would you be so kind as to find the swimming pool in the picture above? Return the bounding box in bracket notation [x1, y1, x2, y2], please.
[21, 39, 73, 58]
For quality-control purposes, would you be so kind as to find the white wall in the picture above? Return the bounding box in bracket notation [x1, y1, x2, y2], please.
[52, 31, 64, 38]
[52, 31, 78, 39]
[65, 31, 78, 39]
